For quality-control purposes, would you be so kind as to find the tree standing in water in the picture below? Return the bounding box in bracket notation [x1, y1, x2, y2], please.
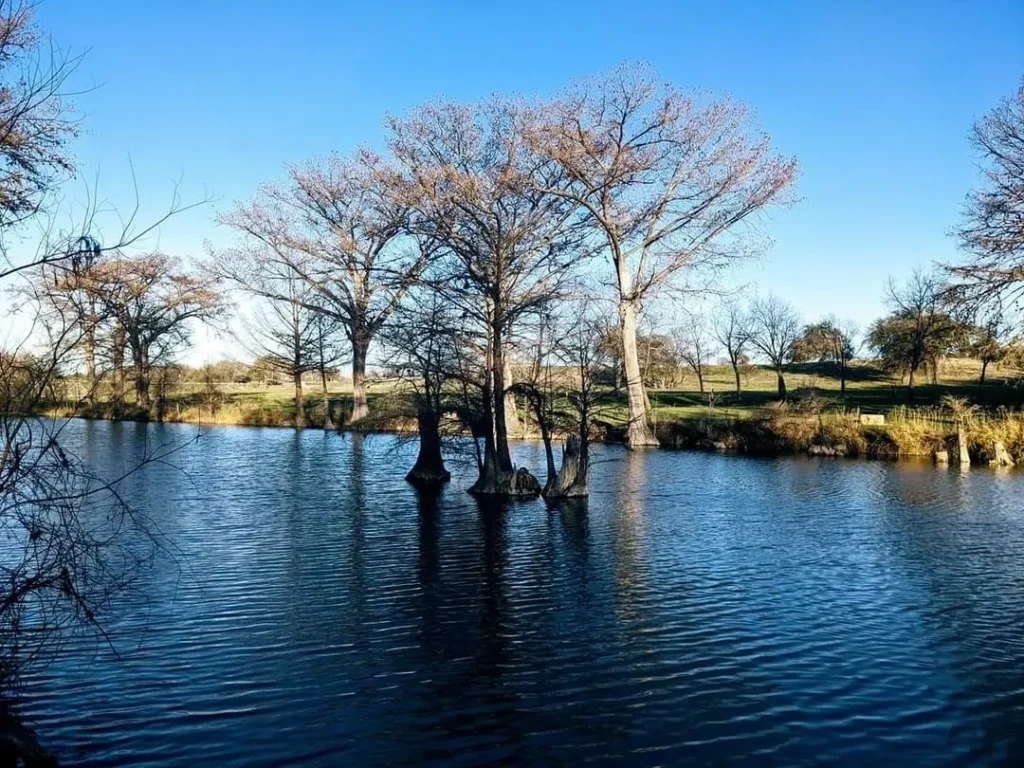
[382, 287, 476, 487]
[389, 97, 583, 496]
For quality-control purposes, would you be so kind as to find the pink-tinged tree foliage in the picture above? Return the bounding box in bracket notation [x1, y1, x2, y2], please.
[531, 64, 797, 446]
[215, 149, 429, 423]
[388, 98, 582, 496]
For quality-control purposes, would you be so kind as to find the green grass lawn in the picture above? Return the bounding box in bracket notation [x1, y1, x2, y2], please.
[56, 358, 1024, 431]
[641, 360, 1024, 426]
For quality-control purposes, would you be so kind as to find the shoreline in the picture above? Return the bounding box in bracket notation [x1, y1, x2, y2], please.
[47, 403, 1023, 470]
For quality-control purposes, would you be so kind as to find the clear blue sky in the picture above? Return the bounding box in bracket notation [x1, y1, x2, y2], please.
[38, 0, 1024, 360]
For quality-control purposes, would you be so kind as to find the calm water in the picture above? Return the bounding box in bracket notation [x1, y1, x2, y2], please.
[16, 420, 1024, 766]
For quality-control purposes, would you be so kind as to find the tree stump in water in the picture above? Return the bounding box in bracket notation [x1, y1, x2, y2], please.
[469, 466, 542, 498]
[544, 434, 589, 499]
[511, 467, 542, 496]
[990, 441, 1015, 467]
[957, 426, 971, 468]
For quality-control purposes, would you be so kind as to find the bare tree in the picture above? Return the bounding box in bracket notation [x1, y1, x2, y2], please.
[388, 98, 582, 497]
[713, 300, 749, 393]
[222, 246, 348, 429]
[381, 288, 477, 487]
[947, 80, 1024, 315]
[0, 0, 76, 232]
[14, 237, 105, 402]
[216, 149, 430, 424]
[242, 291, 321, 428]
[92, 254, 224, 411]
[673, 311, 715, 393]
[506, 303, 605, 499]
[531, 64, 797, 446]
[747, 295, 801, 400]
[0, 10, 204, 757]
[543, 303, 604, 499]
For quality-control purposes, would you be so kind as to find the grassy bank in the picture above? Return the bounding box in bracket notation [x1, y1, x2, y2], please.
[44, 359, 1024, 464]
[654, 405, 1024, 462]
[47, 380, 415, 432]
[641, 360, 1024, 463]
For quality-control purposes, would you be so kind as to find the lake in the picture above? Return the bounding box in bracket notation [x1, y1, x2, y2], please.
[16, 420, 1024, 765]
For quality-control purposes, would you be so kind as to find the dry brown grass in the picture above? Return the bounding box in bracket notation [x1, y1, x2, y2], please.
[40, 359, 1024, 464]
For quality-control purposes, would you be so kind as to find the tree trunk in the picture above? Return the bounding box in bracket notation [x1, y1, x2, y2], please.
[491, 322, 515, 474]
[350, 331, 370, 424]
[503, 356, 522, 438]
[470, 379, 536, 496]
[732, 357, 742, 394]
[111, 321, 125, 413]
[840, 365, 847, 398]
[319, 321, 333, 430]
[776, 367, 787, 401]
[320, 366, 333, 430]
[619, 299, 658, 448]
[155, 370, 169, 422]
[469, 310, 539, 497]
[696, 367, 705, 394]
[83, 322, 96, 403]
[293, 370, 305, 428]
[516, 384, 557, 493]
[544, 434, 589, 499]
[471, 323, 503, 495]
[406, 405, 450, 487]
[980, 359, 989, 385]
[133, 346, 151, 410]
[908, 366, 916, 401]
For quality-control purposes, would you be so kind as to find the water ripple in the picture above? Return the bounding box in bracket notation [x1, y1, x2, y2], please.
[13, 422, 1024, 766]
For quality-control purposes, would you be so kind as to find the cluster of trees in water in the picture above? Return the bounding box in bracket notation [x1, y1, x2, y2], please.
[13, 78, 1024, 502]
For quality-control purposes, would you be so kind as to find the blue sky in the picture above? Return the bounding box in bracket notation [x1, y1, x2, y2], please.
[37, 0, 1024, 361]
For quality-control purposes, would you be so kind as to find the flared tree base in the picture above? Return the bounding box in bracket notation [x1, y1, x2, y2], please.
[625, 421, 660, 449]
[543, 435, 589, 499]
[406, 465, 452, 488]
[468, 467, 542, 499]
